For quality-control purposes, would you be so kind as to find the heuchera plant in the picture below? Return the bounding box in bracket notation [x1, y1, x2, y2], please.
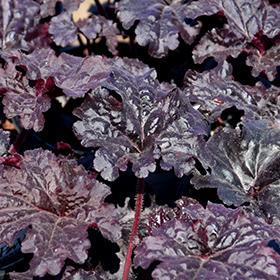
[1, 0, 280, 279]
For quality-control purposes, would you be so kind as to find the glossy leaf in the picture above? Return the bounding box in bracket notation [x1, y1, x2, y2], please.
[246, 44, 280, 81]
[192, 26, 245, 64]
[0, 62, 51, 131]
[135, 199, 280, 280]
[0, 0, 50, 52]
[73, 67, 208, 180]
[116, 0, 201, 58]
[243, 82, 280, 119]
[0, 149, 121, 277]
[192, 118, 280, 212]
[183, 60, 259, 122]
[186, 0, 280, 41]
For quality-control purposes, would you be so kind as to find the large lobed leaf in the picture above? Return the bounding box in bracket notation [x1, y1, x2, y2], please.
[183, 60, 260, 122]
[192, 26, 246, 64]
[0, 0, 50, 52]
[0, 148, 121, 277]
[134, 198, 280, 279]
[115, 0, 201, 58]
[192, 118, 280, 225]
[2, 48, 115, 98]
[187, 0, 280, 69]
[49, 12, 119, 54]
[73, 67, 209, 181]
[36, 0, 85, 18]
[186, 0, 280, 41]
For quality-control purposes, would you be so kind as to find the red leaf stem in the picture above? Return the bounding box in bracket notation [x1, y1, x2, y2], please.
[122, 178, 144, 280]
[10, 128, 29, 154]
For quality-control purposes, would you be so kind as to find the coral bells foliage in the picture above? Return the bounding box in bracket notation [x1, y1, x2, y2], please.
[1, 0, 280, 279]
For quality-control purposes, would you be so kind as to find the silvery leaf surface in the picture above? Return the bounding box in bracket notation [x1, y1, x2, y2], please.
[0, 149, 121, 277]
[184, 60, 259, 122]
[134, 199, 280, 280]
[116, 0, 201, 58]
[73, 67, 209, 180]
[192, 118, 280, 218]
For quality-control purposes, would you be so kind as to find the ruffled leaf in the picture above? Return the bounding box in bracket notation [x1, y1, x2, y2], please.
[192, 26, 245, 64]
[246, 44, 280, 81]
[192, 118, 280, 224]
[0, 148, 121, 277]
[0, 0, 50, 52]
[0, 62, 51, 131]
[184, 60, 259, 122]
[116, 0, 201, 58]
[186, 0, 280, 41]
[135, 199, 280, 279]
[73, 67, 209, 180]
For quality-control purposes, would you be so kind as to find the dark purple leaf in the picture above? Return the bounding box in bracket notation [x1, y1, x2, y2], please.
[2, 50, 134, 98]
[2, 48, 84, 85]
[0, 0, 50, 52]
[9, 270, 34, 280]
[113, 57, 151, 76]
[49, 12, 119, 54]
[77, 15, 120, 55]
[76, 16, 102, 40]
[53, 54, 114, 97]
[116, 0, 201, 58]
[246, 44, 280, 81]
[62, 268, 104, 280]
[49, 11, 79, 47]
[243, 82, 280, 118]
[0, 148, 121, 277]
[37, 0, 85, 18]
[73, 67, 209, 181]
[192, 26, 246, 64]
[183, 60, 259, 122]
[0, 62, 51, 131]
[192, 118, 280, 211]
[134, 200, 280, 280]
[186, 0, 280, 41]
[2, 48, 57, 81]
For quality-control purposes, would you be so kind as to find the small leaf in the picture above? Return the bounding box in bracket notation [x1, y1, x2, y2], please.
[49, 11, 78, 47]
